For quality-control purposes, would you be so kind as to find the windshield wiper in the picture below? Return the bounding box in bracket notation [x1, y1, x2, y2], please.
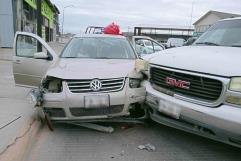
[195, 42, 220, 46]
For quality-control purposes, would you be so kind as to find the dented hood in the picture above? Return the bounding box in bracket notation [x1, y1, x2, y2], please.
[149, 46, 241, 77]
[46, 58, 136, 79]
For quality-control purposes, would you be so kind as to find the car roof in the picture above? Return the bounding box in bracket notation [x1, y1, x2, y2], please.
[74, 34, 126, 39]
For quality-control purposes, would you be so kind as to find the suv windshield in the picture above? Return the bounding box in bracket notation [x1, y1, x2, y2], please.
[194, 19, 241, 47]
[61, 37, 136, 59]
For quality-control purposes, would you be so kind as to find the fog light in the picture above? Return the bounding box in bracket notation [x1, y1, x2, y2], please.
[129, 78, 141, 88]
[226, 96, 241, 106]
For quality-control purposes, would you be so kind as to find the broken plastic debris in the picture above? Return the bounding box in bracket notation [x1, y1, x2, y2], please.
[138, 145, 146, 150]
[137, 143, 156, 152]
[27, 88, 44, 106]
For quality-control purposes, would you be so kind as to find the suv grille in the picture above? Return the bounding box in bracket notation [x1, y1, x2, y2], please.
[150, 67, 223, 102]
[66, 78, 125, 93]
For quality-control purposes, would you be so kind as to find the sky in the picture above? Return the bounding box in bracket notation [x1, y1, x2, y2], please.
[51, 0, 241, 34]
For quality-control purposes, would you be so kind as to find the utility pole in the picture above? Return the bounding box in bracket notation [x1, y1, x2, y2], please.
[188, 0, 195, 36]
[61, 5, 74, 42]
[37, 0, 42, 52]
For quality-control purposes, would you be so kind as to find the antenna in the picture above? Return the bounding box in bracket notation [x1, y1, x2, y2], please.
[189, 0, 195, 35]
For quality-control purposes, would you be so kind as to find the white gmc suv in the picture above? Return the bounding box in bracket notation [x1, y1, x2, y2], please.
[144, 17, 241, 148]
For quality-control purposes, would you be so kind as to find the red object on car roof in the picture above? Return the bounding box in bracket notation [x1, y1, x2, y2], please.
[103, 22, 122, 35]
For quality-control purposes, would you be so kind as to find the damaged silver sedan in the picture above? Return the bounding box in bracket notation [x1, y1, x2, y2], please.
[12, 32, 146, 128]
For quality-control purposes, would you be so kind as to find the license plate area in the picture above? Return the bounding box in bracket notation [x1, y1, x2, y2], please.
[84, 95, 110, 108]
[158, 98, 181, 119]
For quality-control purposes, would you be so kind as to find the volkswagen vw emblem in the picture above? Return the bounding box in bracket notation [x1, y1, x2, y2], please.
[90, 79, 102, 91]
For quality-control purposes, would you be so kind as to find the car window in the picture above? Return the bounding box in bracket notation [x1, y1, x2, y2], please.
[144, 40, 152, 46]
[61, 37, 136, 59]
[16, 35, 48, 58]
[16, 35, 37, 57]
[153, 42, 163, 51]
[135, 38, 155, 55]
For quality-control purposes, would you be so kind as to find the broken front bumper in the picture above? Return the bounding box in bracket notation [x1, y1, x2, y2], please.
[144, 81, 241, 148]
[40, 81, 146, 121]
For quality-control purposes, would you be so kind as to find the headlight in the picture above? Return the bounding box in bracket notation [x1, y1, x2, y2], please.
[135, 59, 149, 72]
[129, 78, 141, 88]
[43, 77, 62, 93]
[229, 77, 241, 92]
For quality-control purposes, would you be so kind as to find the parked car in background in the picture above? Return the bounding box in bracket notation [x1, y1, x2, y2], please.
[144, 17, 241, 148]
[13, 32, 146, 124]
[183, 37, 198, 46]
[166, 38, 185, 48]
[130, 36, 165, 57]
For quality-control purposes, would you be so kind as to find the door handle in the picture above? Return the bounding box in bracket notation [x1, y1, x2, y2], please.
[15, 59, 21, 64]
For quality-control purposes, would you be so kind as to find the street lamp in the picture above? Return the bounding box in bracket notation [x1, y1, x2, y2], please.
[61, 5, 74, 38]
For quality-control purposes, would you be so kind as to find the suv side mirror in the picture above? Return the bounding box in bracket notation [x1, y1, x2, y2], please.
[34, 52, 48, 59]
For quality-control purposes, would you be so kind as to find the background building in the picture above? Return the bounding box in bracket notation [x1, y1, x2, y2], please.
[0, 0, 59, 48]
[132, 25, 194, 43]
[193, 10, 241, 37]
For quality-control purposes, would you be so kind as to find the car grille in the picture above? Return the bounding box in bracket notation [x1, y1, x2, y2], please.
[43, 108, 66, 117]
[69, 105, 124, 117]
[66, 77, 125, 93]
[150, 67, 223, 102]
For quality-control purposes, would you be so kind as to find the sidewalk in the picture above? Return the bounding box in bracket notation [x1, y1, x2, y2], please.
[0, 41, 66, 161]
[0, 48, 13, 61]
[0, 58, 37, 160]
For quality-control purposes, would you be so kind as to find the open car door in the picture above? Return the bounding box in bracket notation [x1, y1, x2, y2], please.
[13, 32, 58, 88]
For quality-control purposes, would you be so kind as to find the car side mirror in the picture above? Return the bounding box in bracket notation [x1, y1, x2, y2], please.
[34, 52, 48, 59]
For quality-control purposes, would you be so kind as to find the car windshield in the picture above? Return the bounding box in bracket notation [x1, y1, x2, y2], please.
[194, 19, 241, 47]
[61, 37, 136, 59]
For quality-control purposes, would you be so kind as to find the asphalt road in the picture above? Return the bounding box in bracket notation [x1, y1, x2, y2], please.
[1, 47, 241, 161]
[25, 121, 241, 161]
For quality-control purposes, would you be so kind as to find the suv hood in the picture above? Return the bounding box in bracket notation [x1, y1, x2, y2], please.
[149, 46, 241, 77]
[47, 59, 136, 79]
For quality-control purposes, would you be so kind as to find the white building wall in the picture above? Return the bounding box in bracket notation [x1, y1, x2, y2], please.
[195, 13, 221, 26]
[0, 0, 14, 48]
[194, 13, 221, 33]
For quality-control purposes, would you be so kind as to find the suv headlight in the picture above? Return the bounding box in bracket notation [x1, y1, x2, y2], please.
[226, 77, 241, 106]
[229, 77, 241, 92]
[129, 78, 141, 88]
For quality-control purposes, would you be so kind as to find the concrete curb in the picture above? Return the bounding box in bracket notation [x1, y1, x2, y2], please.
[0, 48, 13, 61]
[0, 113, 43, 161]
